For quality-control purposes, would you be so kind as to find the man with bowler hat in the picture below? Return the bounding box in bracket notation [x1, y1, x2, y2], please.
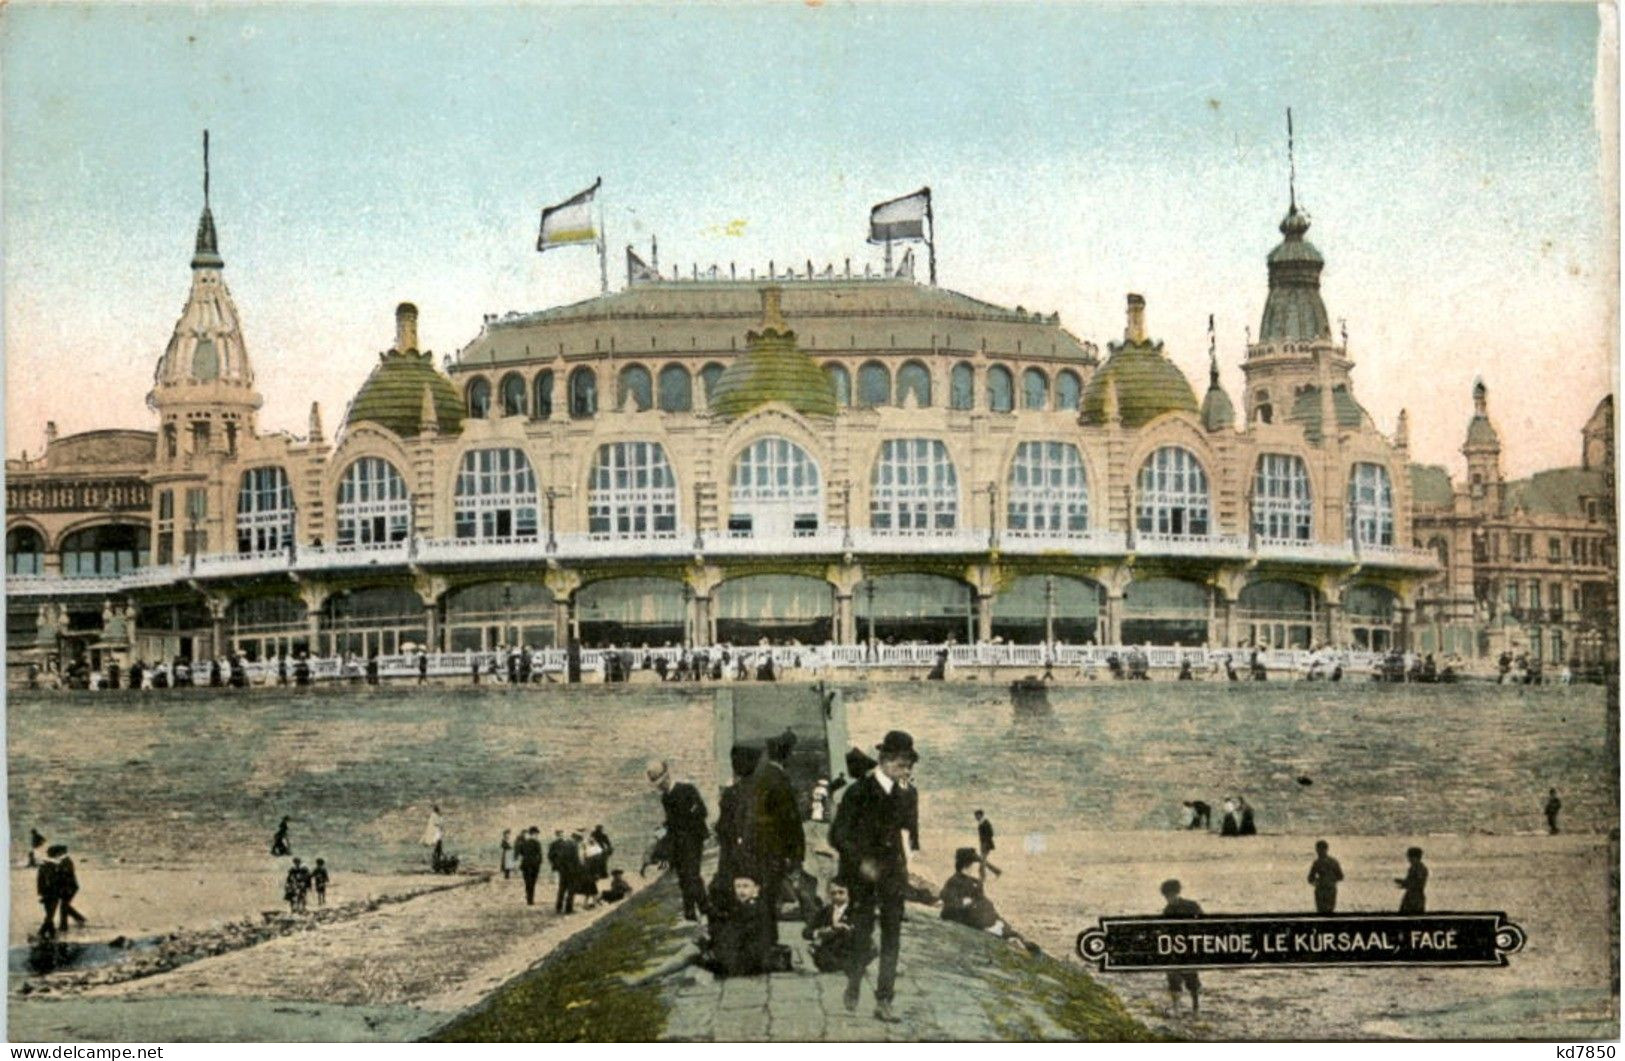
[647, 759, 710, 921]
[517, 826, 545, 906]
[829, 729, 920, 1023]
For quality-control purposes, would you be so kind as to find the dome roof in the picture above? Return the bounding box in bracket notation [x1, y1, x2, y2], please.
[710, 288, 837, 420]
[1080, 340, 1198, 428]
[1201, 381, 1235, 432]
[346, 349, 465, 439]
[1465, 415, 1500, 449]
[1259, 202, 1332, 344]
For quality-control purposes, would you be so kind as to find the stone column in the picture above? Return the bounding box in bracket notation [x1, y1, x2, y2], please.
[975, 592, 993, 643]
[835, 593, 855, 645]
[691, 595, 712, 647]
[554, 598, 571, 647]
[1218, 596, 1235, 648]
[423, 602, 440, 652]
[1102, 591, 1123, 646]
[1323, 601, 1342, 648]
[207, 595, 230, 658]
[1397, 605, 1414, 652]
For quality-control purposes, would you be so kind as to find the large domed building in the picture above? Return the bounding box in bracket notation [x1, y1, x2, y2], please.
[7, 142, 1465, 676]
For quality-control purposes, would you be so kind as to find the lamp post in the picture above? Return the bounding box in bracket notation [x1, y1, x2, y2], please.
[692, 481, 706, 551]
[865, 578, 877, 653]
[545, 487, 558, 553]
[1045, 574, 1056, 646]
[841, 479, 853, 550]
[986, 481, 999, 549]
[503, 585, 514, 647]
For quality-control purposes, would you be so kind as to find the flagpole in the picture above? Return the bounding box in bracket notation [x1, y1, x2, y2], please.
[924, 186, 936, 286]
[595, 177, 608, 295]
[885, 236, 893, 278]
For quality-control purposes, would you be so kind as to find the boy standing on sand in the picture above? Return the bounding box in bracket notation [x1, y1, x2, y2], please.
[1160, 879, 1202, 1014]
[312, 859, 330, 906]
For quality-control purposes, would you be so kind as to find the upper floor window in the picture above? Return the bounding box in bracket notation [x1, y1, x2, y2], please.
[1137, 446, 1210, 538]
[533, 370, 554, 421]
[336, 457, 410, 547]
[824, 363, 851, 407]
[499, 373, 527, 417]
[1347, 462, 1394, 547]
[569, 367, 598, 419]
[658, 364, 693, 412]
[1007, 441, 1088, 536]
[454, 448, 539, 541]
[897, 361, 932, 408]
[1252, 453, 1312, 542]
[729, 436, 821, 538]
[588, 441, 678, 539]
[858, 361, 891, 408]
[986, 365, 1014, 413]
[61, 524, 149, 576]
[1055, 369, 1082, 411]
[617, 364, 653, 412]
[870, 438, 958, 534]
[6, 526, 43, 576]
[466, 377, 492, 418]
[950, 362, 975, 410]
[237, 466, 295, 555]
[1021, 368, 1049, 411]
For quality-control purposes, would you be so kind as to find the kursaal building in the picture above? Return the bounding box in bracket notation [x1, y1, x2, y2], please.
[4, 148, 1612, 673]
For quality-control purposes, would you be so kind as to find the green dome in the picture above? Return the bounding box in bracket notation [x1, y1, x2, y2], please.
[710, 288, 837, 420]
[346, 349, 465, 438]
[1080, 340, 1198, 428]
[1201, 382, 1235, 432]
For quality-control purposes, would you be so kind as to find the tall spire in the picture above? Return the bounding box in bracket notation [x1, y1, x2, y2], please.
[192, 129, 223, 270]
[1287, 107, 1296, 212]
[1257, 109, 1329, 344]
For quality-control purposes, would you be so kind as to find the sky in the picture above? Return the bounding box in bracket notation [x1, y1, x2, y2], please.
[2, 2, 1615, 479]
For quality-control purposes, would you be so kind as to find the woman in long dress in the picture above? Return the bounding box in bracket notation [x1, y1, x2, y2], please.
[1220, 797, 1240, 836]
[499, 828, 514, 880]
[422, 805, 444, 867]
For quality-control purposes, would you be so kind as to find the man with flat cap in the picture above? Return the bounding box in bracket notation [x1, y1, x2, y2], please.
[829, 729, 920, 1023]
[648, 759, 710, 921]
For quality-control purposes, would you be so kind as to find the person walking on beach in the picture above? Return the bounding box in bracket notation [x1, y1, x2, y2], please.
[28, 828, 45, 867]
[1307, 840, 1344, 914]
[549, 830, 579, 914]
[1220, 798, 1240, 836]
[1395, 847, 1428, 913]
[829, 729, 920, 1024]
[311, 858, 330, 906]
[517, 827, 544, 906]
[1545, 788, 1562, 834]
[52, 845, 87, 932]
[35, 847, 62, 938]
[1183, 801, 1211, 830]
[974, 810, 1002, 878]
[1237, 797, 1257, 836]
[422, 805, 445, 868]
[270, 816, 291, 857]
[499, 829, 514, 880]
[648, 759, 711, 922]
[1160, 879, 1202, 1014]
[285, 858, 312, 913]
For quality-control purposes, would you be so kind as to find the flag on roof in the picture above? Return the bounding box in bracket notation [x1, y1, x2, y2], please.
[869, 187, 930, 244]
[538, 179, 601, 251]
[626, 245, 659, 285]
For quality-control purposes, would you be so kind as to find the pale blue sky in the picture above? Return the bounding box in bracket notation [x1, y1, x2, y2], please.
[3, 2, 1612, 476]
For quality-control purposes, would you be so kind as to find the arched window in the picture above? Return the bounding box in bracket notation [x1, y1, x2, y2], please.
[569, 367, 598, 418]
[658, 364, 693, 412]
[700, 362, 726, 403]
[1007, 441, 1088, 536]
[1252, 454, 1313, 542]
[336, 457, 411, 547]
[6, 526, 44, 575]
[1136, 446, 1210, 538]
[589, 441, 678, 539]
[1022, 368, 1049, 410]
[498, 373, 526, 417]
[533, 370, 554, 420]
[825, 363, 851, 407]
[986, 365, 1014, 413]
[897, 360, 932, 408]
[1055, 369, 1082, 411]
[729, 436, 822, 538]
[858, 361, 891, 407]
[466, 377, 491, 418]
[617, 364, 653, 412]
[163, 423, 178, 459]
[454, 448, 539, 541]
[950, 362, 975, 410]
[870, 439, 958, 534]
[1348, 463, 1394, 547]
[60, 524, 149, 576]
[237, 466, 295, 554]
[1254, 390, 1273, 425]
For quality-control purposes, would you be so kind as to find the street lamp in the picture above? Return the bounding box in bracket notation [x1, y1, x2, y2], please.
[865, 578, 877, 652]
[986, 481, 999, 549]
[692, 480, 706, 551]
[841, 479, 853, 550]
[545, 487, 558, 553]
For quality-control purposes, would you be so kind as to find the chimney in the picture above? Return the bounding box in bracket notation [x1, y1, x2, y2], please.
[1125, 294, 1147, 344]
[395, 302, 420, 352]
[758, 286, 787, 332]
[1473, 378, 1487, 417]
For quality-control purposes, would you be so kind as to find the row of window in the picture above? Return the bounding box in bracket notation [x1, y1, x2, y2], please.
[1500, 531, 1613, 567]
[463, 361, 1087, 420]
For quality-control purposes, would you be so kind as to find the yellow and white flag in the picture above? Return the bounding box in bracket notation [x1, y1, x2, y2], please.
[537, 178, 601, 251]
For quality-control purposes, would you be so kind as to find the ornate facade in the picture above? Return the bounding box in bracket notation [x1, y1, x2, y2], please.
[6, 159, 1449, 672]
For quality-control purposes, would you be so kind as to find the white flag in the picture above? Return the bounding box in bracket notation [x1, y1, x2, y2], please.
[538, 179, 601, 251]
[869, 187, 930, 244]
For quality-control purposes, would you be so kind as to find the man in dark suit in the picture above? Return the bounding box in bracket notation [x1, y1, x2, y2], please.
[546, 830, 576, 913]
[517, 826, 545, 906]
[1307, 839, 1343, 915]
[715, 744, 762, 890]
[648, 760, 710, 921]
[745, 733, 805, 940]
[35, 848, 60, 938]
[829, 729, 920, 1024]
[53, 845, 86, 931]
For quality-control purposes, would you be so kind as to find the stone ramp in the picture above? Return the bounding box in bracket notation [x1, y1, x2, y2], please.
[431, 869, 1163, 1043]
